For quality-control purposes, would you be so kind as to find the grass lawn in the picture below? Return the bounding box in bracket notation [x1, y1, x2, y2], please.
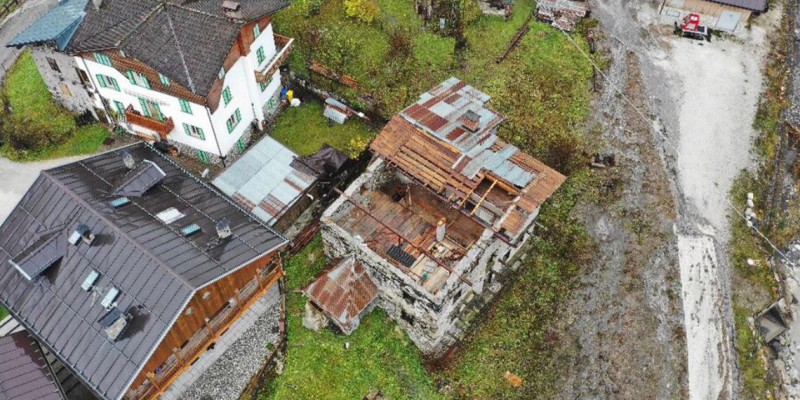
[0, 307, 7, 321]
[270, 100, 376, 156]
[262, 236, 441, 399]
[0, 51, 108, 161]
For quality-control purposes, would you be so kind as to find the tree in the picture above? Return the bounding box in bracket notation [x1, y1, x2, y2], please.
[343, 0, 380, 23]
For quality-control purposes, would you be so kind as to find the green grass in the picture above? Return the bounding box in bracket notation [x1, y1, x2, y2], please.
[0, 51, 108, 161]
[262, 236, 441, 399]
[270, 100, 376, 156]
[0, 307, 7, 321]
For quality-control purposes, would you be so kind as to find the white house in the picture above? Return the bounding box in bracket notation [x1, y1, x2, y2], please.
[10, 0, 293, 165]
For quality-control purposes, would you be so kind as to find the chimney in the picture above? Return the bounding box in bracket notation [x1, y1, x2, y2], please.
[92, 0, 102, 10]
[436, 218, 446, 242]
[68, 224, 95, 246]
[460, 110, 481, 132]
[121, 151, 135, 169]
[216, 218, 232, 239]
[221, 0, 242, 18]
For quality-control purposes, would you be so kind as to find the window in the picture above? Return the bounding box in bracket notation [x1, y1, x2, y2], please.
[81, 270, 100, 292]
[236, 138, 246, 153]
[180, 224, 201, 236]
[76, 68, 90, 85]
[259, 82, 267, 92]
[218, 67, 226, 79]
[267, 97, 277, 112]
[402, 291, 416, 305]
[126, 70, 150, 88]
[138, 98, 163, 120]
[96, 75, 119, 91]
[156, 207, 184, 224]
[184, 307, 193, 316]
[60, 83, 72, 97]
[158, 73, 170, 86]
[182, 123, 205, 140]
[46, 57, 60, 72]
[197, 150, 210, 164]
[400, 310, 415, 326]
[93, 52, 112, 66]
[179, 99, 192, 114]
[202, 291, 212, 300]
[114, 101, 125, 118]
[222, 87, 232, 105]
[256, 47, 266, 64]
[253, 23, 261, 38]
[226, 108, 241, 133]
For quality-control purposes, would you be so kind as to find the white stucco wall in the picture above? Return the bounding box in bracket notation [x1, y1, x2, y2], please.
[76, 21, 285, 162]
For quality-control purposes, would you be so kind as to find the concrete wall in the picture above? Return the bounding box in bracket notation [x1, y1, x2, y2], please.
[321, 158, 524, 355]
[30, 46, 96, 117]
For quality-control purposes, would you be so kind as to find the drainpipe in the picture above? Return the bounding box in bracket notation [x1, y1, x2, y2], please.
[205, 106, 226, 167]
[79, 56, 112, 124]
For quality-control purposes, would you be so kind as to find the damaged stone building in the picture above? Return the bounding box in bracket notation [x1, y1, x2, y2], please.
[319, 78, 566, 355]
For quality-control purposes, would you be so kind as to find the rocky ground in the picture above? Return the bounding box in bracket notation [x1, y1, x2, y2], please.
[561, 0, 781, 398]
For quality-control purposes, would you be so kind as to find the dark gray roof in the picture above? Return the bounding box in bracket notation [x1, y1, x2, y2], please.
[705, 0, 768, 11]
[9, 231, 66, 281]
[68, 0, 289, 97]
[0, 143, 286, 400]
[0, 331, 64, 400]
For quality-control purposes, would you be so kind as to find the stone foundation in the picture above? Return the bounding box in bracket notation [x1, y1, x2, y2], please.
[30, 47, 97, 118]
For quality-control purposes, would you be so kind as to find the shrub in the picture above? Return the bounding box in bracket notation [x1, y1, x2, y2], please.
[344, 0, 380, 23]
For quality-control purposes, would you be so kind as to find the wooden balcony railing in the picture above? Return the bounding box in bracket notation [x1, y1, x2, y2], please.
[124, 105, 175, 141]
[124, 266, 283, 400]
[255, 34, 294, 84]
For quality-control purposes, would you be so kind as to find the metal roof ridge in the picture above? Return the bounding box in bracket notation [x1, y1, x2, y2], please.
[38, 168, 196, 291]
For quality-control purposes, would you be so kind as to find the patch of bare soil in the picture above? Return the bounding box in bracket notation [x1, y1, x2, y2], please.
[559, 47, 686, 398]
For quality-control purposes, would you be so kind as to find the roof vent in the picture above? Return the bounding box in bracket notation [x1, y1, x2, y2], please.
[121, 151, 136, 169]
[216, 218, 232, 239]
[99, 308, 131, 342]
[113, 160, 166, 197]
[109, 197, 130, 208]
[68, 224, 95, 246]
[81, 270, 101, 291]
[460, 110, 481, 132]
[181, 223, 201, 237]
[222, 0, 241, 11]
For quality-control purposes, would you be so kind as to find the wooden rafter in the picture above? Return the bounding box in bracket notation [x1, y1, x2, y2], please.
[471, 178, 498, 216]
[335, 189, 473, 286]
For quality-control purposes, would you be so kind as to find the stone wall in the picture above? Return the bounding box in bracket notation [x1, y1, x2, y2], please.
[31, 47, 97, 118]
[321, 158, 526, 356]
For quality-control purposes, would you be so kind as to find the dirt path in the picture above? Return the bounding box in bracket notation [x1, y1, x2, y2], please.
[564, 0, 781, 398]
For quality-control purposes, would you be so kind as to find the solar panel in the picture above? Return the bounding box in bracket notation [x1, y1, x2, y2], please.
[387, 245, 416, 268]
[81, 270, 100, 291]
[180, 223, 201, 237]
[100, 287, 120, 309]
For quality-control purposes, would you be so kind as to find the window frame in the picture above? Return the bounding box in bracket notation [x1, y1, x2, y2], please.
[126, 70, 150, 89]
[158, 73, 170, 86]
[182, 123, 205, 140]
[179, 99, 192, 114]
[226, 108, 242, 133]
[253, 24, 261, 38]
[46, 57, 60, 72]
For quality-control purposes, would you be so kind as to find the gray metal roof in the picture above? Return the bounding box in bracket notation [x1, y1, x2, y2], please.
[0, 331, 64, 400]
[705, 0, 768, 12]
[6, 0, 88, 51]
[213, 136, 317, 226]
[0, 143, 286, 400]
[67, 0, 289, 97]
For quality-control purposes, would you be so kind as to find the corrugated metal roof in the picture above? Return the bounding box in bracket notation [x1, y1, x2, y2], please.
[213, 136, 317, 226]
[0, 331, 63, 400]
[0, 143, 286, 400]
[304, 258, 379, 333]
[6, 0, 88, 50]
[705, 0, 767, 12]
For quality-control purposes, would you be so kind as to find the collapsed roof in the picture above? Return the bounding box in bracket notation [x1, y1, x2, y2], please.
[0, 143, 286, 400]
[370, 77, 566, 241]
[304, 258, 379, 334]
[67, 0, 290, 96]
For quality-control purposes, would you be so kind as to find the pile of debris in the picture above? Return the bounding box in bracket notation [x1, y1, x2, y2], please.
[535, 0, 590, 32]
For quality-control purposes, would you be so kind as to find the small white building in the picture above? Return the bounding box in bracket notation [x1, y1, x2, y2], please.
[9, 0, 293, 165]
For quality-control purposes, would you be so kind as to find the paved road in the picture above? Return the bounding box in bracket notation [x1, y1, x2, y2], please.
[0, 0, 56, 81]
[0, 156, 83, 223]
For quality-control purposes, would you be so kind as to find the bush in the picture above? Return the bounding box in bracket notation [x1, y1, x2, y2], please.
[344, 0, 379, 23]
[0, 108, 70, 152]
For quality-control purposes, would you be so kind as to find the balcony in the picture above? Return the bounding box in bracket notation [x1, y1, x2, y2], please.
[254, 34, 294, 84]
[124, 265, 283, 400]
[125, 105, 175, 141]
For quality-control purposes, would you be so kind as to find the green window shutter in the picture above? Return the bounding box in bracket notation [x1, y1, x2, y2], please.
[96, 74, 107, 88]
[94, 53, 111, 66]
[235, 108, 241, 123]
[183, 123, 190, 136]
[126, 70, 135, 84]
[153, 103, 163, 120]
[226, 119, 233, 133]
[198, 127, 205, 140]
[143, 76, 151, 89]
[109, 77, 120, 91]
[114, 101, 125, 116]
[257, 47, 265, 64]
[180, 99, 192, 114]
[223, 87, 232, 105]
[259, 82, 267, 92]
[253, 24, 260, 38]
[197, 150, 209, 164]
[159, 73, 170, 86]
[138, 98, 150, 118]
[236, 138, 246, 153]
[218, 68, 225, 79]
[267, 97, 276, 111]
